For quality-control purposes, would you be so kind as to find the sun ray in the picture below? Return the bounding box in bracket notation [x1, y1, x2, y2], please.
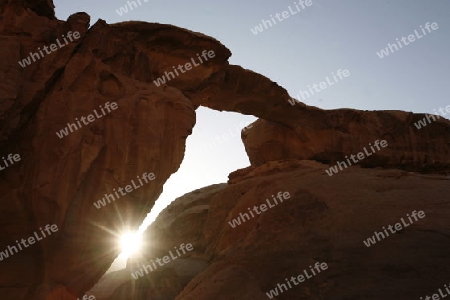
[119, 231, 143, 258]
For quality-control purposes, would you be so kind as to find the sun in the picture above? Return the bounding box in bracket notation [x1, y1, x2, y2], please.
[119, 231, 142, 258]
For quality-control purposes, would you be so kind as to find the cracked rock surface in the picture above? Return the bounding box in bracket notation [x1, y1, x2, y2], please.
[0, 0, 449, 299]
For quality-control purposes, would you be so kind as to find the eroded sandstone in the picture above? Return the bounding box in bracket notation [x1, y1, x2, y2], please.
[105, 161, 450, 299]
[1, 0, 449, 299]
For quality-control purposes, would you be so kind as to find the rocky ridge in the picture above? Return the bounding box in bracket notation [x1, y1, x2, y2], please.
[0, 0, 449, 299]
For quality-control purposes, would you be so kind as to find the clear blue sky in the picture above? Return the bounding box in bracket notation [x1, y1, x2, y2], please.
[53, 0, 450, 260]
[55, 0, 450, 112]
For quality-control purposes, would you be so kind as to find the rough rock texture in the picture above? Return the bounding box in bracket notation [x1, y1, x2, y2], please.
[242, 111, 450, 173]
[1, 1, 205, 298]
[90, 184, 221, 300]
[116, 160, 450, 299]
[1, 0, 450, 299]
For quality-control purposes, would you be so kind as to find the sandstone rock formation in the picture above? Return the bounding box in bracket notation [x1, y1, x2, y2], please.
[105, 161, 450, 299]
[1, 0, 449, 299]
[242, 112, 450, 173]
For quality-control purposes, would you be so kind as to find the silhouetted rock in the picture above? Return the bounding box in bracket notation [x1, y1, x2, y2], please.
[143, 161, 450, 299]
[241, 112, 450, 173]
[1, 0, 449, 299]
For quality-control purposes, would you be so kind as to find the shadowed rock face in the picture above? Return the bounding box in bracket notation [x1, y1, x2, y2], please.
[241, 113, 450, 173]
[0, 2, 204, 299]
[107, 161, 450, 300]
[0, 1, 449, 300]
[0, 0, 56, 19]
